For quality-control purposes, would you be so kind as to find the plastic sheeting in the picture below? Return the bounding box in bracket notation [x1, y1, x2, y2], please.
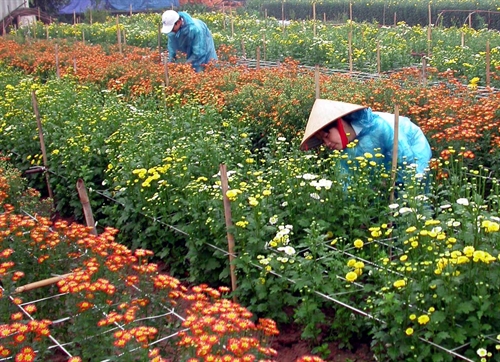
[59, 0, 178, 14]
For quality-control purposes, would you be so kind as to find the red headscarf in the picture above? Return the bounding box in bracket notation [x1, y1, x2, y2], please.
[336, 118, 349, 149]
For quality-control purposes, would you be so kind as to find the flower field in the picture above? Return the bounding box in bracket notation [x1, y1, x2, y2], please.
[11, 11, 500, 87]
[0, 10, 500, 362]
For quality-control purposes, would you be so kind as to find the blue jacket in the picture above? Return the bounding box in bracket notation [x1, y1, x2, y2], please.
[167, 12, 218, 72]
[343, 108, 432, 181]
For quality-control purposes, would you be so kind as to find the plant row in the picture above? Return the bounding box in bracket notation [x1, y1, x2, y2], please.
[244, 0, 500, 30]
[10, 11, 500, 86]
[0, 157, 328, 362]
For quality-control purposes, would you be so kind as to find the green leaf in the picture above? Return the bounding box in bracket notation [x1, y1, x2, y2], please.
[456, 301, 475, 315]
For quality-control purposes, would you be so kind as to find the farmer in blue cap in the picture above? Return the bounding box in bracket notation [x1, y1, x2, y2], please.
[161, 10, 218, 72]
[300, 99, 432, 184]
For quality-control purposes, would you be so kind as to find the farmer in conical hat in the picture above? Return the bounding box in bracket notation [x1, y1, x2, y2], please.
[161, 10, 218, 72]
[300, 99, 432, 181]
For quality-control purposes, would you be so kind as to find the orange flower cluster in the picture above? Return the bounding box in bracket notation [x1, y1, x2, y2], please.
[177, 284, 280, 360]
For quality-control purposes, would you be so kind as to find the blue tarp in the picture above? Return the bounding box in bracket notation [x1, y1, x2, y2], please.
[59, 0, 178, 14]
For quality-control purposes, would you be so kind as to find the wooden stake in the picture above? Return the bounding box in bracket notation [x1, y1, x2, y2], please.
[281, 0, 285, 32]
[129, 4, 132, 16]
[315, 65, 320, 99]
[486, 40, 490, 87]
[31, 91, 53, 200]
[158, 23, 162, 58]
[427, 2, 432, 56]
[313, 2, 316, 37]
[55, 44, 60, 79]
[422, 56, 427, 87]
[262, 33, 266, 61]
[116, 15, 122, 54]
[256, 46, 260, 70]
[76, 179, 97, 235]
[390, 105, 400, 203]
[241, 39, 246, 58]
[376, 41, 381, 74]
[394, 12, 396, 26]
[220, 164, 237, 301]
[15, 273, 73, 293]
[164, 60, 169, 88]
[348, 30, 353, 73]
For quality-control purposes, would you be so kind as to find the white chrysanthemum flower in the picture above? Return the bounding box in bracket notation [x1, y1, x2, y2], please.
[399, 207, 413, 214]
[457, 198, 469, 206]
[389, 203, 399, 209]
[301, 173, 319, 180]
[310, 193, 320, 200]
[278, 246, 296, 256]
[310, 178, 333, 189]
[440, 204, 452, 209]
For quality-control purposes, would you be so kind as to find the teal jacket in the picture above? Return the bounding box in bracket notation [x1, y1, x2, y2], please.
[343, 108, 432, 181]
[167, 12, 217, 72]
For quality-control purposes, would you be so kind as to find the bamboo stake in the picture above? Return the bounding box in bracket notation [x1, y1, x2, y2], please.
[129, 4, 132, 16]
[73, 57, 77, 73]
[390, 105, 400, 203]
[15, 273, 73, 293]
[46, 25, 49, 39]
[220, 164, 237, 301]
[461, 31, 464, 47]
[31, 91, 53, 200]
[315, 65, 320, 99]
[76, 179, 97, 235]
[393, 12, 396, 26]
[486, 40, 491, 87]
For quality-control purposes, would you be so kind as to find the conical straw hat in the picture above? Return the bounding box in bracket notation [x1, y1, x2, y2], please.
[300, 99, 367, 150]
